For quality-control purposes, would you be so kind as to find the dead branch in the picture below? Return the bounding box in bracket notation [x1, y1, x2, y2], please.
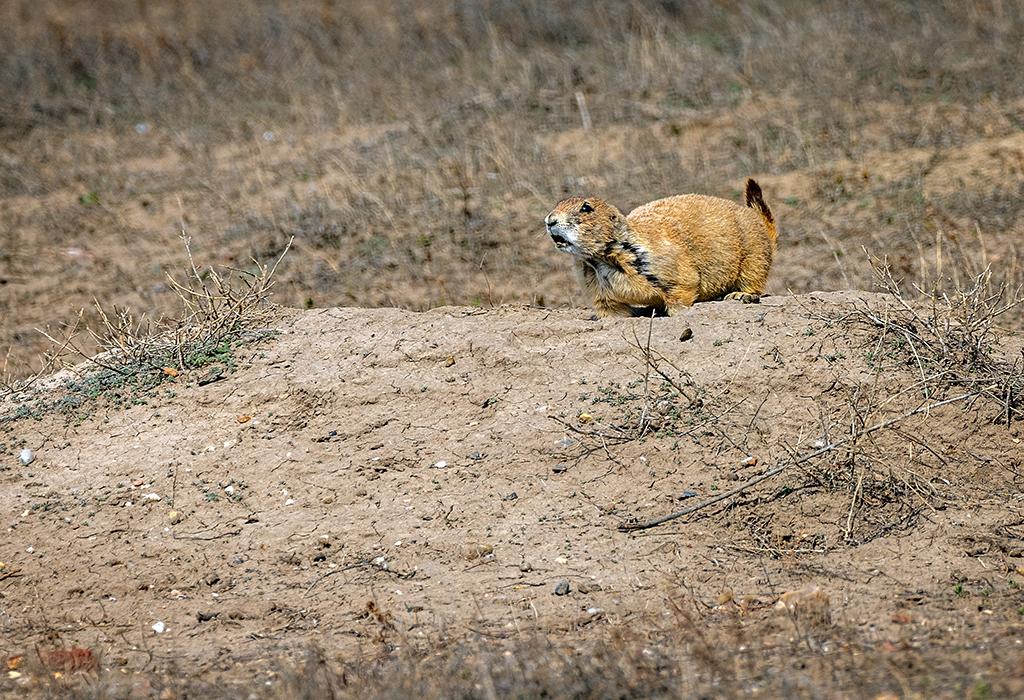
[618, 388, 988, 532]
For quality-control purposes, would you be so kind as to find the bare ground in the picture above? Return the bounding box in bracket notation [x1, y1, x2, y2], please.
[2, 293, 1023, 697]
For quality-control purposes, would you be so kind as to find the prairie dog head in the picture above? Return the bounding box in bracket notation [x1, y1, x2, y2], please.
[544, 197, 627, 258]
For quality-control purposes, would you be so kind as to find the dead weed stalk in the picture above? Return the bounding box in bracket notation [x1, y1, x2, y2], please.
[0, 233, 291, 416]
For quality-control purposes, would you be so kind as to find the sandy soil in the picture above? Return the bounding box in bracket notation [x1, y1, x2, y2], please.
[2, 292, 1023, 696]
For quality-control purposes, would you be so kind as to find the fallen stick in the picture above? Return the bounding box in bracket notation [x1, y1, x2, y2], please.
[618, 388, 987, 532]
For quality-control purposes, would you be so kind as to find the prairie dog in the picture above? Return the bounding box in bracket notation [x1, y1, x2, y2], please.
[545, 179, 778, 317]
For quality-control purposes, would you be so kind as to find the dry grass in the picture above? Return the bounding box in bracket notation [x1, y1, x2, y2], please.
[2, 1, 1024, 377]
[0, 234, 289, 422]
[41, 602, 1020, 699]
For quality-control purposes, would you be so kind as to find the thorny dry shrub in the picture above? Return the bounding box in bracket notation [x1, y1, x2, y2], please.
[850, 255, 1024, 425]
[788, 256, 1024, 544]
[0, 234, 290, 423]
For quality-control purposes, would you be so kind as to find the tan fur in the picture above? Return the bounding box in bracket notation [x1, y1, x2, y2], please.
[544, 179, 778, 317]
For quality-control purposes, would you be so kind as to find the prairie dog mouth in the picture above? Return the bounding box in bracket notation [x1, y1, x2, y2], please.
[550, 231, 571, 247]
[546, 220, 579, 252]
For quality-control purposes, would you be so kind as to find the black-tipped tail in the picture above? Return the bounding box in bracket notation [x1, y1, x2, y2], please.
[744, 178, 773, 224]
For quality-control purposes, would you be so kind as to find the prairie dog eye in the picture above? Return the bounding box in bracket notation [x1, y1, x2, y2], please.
[579, 202, 594, 213]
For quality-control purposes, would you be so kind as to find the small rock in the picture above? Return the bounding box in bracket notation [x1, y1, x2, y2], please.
[151, 621, 167, 634]
[142, 493, 161, 502]
[432, 460, 448, 469]
[578, 412, 594, 424]
[502, 492, 518, 501]
[586, 607, 604, 616]
[204, 573, 221, 586]
[168, 510, 183, 524]
[812, 438, 827, 449]
[18, 449, 34, 466]
[678, 328, 693, 342]
[554, 580, 570, 596]
[552, 463, 568, 474]
[444, 355, 456, 367]
[741, 456, 758, 467]
[556, 437, 575, 448]
[678, 491, 698, 500]
[469, 451, 484, 460]
[196, 611, 219, 623]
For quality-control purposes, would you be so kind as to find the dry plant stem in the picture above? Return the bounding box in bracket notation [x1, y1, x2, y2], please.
[618, 388, 988, 532]
[636, 311, 656, 437]
[1, 310, 84, 401]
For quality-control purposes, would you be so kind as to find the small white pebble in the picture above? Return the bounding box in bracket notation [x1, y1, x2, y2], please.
[224, 485, 235, 495]
[813, 439, 827, 449]
[142, 493, 161, 502]
[433, 460, 447, 469]
[26, 546, 34, 554]
[285, 498, 295, 506]
[19, 449, 34, 465]
[152, 621, 166, 634]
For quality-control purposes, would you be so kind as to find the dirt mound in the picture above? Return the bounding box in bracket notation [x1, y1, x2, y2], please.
[2, 292, 1022, 696]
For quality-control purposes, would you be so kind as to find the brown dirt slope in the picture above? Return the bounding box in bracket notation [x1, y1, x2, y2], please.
[1, 292, 1023, 697]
